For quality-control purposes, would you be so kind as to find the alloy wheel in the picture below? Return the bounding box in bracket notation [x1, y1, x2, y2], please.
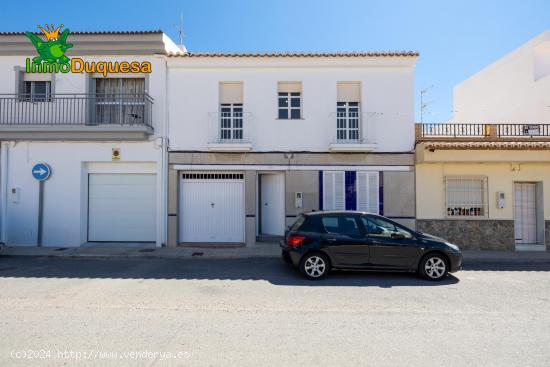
[303, 256, 326, 278]
[424, 257, 446, 279]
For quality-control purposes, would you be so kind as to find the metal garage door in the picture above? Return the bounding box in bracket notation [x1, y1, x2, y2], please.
[88, 174, 156, 242]
[179, 173, 244, 243]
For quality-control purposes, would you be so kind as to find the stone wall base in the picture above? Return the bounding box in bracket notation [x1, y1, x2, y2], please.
[416, 219, 515, 251]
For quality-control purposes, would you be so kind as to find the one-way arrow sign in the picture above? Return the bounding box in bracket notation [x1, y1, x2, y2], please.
[32, 163, 51, 181]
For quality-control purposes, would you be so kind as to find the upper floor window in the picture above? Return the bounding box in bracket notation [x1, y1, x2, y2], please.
[278, 82, 301, 119]
[22, 81, 51, 102]
[94, 77, 145, 124]
[336, 82, 361, 142]
[219, 82, 244, 141]
[445, 176, 488, 217]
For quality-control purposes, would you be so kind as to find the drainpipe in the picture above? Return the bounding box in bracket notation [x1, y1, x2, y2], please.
[0, 142, 9, 244]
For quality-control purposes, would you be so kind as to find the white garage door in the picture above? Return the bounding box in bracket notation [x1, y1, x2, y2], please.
[88, 174, 156, 242]
[180, 173, 244, 243]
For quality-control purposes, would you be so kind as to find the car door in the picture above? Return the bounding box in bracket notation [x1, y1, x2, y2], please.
[320, 214, 370, 267]
[361, 215, 420, 269]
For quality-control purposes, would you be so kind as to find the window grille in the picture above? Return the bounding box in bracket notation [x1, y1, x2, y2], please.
[445, 176, 488, 217]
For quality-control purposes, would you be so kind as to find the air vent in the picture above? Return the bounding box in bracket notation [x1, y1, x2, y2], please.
[182, 173, 244, 180]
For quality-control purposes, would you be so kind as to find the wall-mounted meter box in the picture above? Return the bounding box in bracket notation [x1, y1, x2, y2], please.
[295, 192, 303, 209]
[497, 191, 505, 209]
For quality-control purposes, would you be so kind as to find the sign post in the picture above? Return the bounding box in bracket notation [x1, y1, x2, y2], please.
[32, 163, 51, 247]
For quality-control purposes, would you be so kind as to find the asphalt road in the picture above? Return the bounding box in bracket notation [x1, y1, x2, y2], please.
[0, 256, 549, 367]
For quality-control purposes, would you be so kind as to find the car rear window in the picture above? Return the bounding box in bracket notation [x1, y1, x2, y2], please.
[290, 215, 324, 232]
[289, 215, 306, 231]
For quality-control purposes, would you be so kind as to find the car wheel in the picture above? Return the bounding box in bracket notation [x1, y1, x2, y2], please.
[419, 253, 448, 281]
[300, 252, 329, 280]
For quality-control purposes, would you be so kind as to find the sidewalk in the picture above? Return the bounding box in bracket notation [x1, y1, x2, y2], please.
[1, 243, 282, 259]
[2, 243, 550, 263]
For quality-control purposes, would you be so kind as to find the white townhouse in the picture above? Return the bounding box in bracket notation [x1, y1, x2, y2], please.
[166, 51, 419, 246]
[0, 30, 180, 247]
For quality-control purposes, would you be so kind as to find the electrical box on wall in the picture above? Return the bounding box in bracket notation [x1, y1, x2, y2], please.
[10, 187, 20, 204]
[497, 191, 505, 209]
[295, 192, 303, 209]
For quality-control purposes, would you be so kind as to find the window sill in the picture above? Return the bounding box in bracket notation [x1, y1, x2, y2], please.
[275, 118, 305, 121]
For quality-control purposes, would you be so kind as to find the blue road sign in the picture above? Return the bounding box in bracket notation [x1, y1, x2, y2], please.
[32, 163, 51, 181]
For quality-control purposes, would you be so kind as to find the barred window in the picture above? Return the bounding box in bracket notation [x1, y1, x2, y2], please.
[445, 176, 488, 217]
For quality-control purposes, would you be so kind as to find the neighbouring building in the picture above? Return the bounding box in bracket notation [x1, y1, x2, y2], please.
[416, 31, 550, 252]
[166, 51, 419, 246]
[0, 29, 180, 247]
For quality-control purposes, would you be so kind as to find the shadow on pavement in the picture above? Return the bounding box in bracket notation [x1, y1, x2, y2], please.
[0, 256, 464, 287]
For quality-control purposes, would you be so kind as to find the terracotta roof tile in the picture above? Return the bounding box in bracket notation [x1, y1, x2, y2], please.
[0, 30, 163, 36]
[421, 141, 550, 150]
[167, 51, 419, 58]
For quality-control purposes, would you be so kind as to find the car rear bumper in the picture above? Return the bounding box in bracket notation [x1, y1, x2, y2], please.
[280, 242, 301, 266]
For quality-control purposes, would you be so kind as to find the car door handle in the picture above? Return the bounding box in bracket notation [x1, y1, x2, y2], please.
[326, 238, 337, 242]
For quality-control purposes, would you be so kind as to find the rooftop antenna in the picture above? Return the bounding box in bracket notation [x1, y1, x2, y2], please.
[174, 13, 185, 49]
[420, 85, 434, 123]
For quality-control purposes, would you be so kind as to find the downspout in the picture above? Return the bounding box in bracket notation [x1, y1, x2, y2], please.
[162, 58, 170, 247]
[1, 142, 9, 244]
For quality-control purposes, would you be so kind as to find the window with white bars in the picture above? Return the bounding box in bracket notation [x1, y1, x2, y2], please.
[336, 102, 360, 141]
[322, 171, 345, 210]
[445, 176, 488, 217]
[220, 104, 243, 141]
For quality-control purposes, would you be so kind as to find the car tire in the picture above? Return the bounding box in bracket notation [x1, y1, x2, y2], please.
[300, 252, 329, 280]
[419, 253, 448, 281]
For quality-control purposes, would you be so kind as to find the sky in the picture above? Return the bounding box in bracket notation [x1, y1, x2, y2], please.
[2, 0, 549, 123]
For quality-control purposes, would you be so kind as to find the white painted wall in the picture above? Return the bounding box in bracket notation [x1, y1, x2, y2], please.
[0, 42, 174, 247]
[452, 31, 550, 123]
[2, 141, 159, 247]
[167, 57, 416, 152]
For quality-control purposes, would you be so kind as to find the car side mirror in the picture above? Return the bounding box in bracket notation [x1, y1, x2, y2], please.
[391, 232, 405, 240]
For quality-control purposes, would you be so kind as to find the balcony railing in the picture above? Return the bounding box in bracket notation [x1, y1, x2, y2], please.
[328, 112, 377, 151]
[206, 111, 252, 151]
[416, 123, 550, 141]
[0, 93, 153, 127]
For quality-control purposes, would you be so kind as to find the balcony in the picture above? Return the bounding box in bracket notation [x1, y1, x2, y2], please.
[0, 93, 154, 141]
[206, 110, 252, 152]
[328, 111, 376, 152]
[416, 123, 550, 142]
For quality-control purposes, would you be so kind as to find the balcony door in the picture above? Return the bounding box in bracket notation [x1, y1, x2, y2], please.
[220, 103, 243, 141]
[94, 78, 145, 125]
[336, 102, 360, 142]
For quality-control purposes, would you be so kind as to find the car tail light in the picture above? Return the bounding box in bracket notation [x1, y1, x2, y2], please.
[287, 235, 305, 247]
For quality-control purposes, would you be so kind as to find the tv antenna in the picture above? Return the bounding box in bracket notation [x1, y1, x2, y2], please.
[175, 13, 185, 46]
[420, 85, 434, 123]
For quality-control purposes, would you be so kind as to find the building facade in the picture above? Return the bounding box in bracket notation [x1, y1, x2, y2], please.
[0, 30, 180, 247]
[166, 52, 418, 246]
[417, 31, 550, 252]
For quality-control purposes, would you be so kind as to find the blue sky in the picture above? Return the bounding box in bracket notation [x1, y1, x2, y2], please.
[2, 0, 549, 122]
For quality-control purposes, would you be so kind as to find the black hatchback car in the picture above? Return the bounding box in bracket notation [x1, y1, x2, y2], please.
[281, 211, 462, 280]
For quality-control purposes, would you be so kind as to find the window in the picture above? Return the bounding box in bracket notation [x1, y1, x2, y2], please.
[95, 78, 145, 124]
[278, 82, 301, 119]
[321, 215, 361, 236]
[337, 102, 360, 141]
[219, 82, 244, 141]
[298, 215, 324, 232]
[336, 82, 361, 141]
[361, 216, 413, 239]
[445, 176, 488, 217]
[220, 104, 243, 140]
[22, 81, 51, 102]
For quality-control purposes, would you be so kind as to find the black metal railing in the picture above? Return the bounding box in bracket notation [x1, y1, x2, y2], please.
[418, 123, 550, 139]
[0, 93, 153, 127]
